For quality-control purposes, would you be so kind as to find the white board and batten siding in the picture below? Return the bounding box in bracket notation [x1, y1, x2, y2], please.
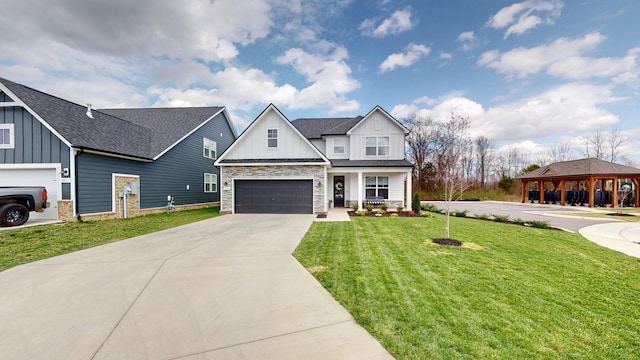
[348, 110, 406, 161]
[224, 107, 319, 161]
[0, 164, 60, 220]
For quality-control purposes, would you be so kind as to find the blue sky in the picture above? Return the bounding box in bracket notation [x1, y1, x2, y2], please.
[1, 0, 638, 164]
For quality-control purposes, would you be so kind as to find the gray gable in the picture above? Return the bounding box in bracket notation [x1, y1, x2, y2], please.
[101, 107, 224, 158]
[291, 116, 362, 139]
[0, 78, 228, 160]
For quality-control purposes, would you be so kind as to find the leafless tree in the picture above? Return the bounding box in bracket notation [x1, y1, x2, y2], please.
[544, 142, 574, 164]
[434, 113, 471, 239]
[608, 126, 627, 163]
[582, 128, 605, 159]
[403, 114, 438, 191]
[475, 136, 495, 189]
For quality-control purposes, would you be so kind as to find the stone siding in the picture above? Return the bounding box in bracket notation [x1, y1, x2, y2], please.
[57, 200, 74, 222]
[220, 165, 326, 214]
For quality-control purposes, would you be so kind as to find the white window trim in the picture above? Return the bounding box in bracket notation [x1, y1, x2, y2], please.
[204, 173, 217, 193]
[0, 123, 14, 149]
[203, 138, 217, 159]
[267, 128, 278, 148]
[333, 138, 345, 154]
[365, 176, 389, 199]
[365, 136, 389, 157]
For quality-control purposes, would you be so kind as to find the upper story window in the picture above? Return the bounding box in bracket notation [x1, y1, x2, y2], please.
[203, 138, 217, 159]
[0, 124, 14, 149]
[267, 128, 278, 148]
[333, 138, 345, 154]
[365, 136, 389, 156]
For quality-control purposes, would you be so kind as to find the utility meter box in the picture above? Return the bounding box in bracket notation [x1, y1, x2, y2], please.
[128, 182, 138, 195]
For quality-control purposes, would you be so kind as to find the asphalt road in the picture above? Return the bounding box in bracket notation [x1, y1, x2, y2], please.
[427, 201, 620, 232]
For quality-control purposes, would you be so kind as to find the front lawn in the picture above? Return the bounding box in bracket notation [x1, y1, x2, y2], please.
[293, 216, 640, 359]
[0, 207, 220, 271]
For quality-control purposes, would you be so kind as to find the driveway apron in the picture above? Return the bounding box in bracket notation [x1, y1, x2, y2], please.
[0, 214, 392, 360]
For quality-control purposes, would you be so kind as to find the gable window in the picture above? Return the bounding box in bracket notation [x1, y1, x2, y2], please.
[204, 173, 217, 193]
[365, 136, 389, 156]
[0, 124, 14, 149]
[333, 138, 345, 154]
[365, 176, 389, 199]
[203, 138, 217, 159]
[267, 128, 278, 148]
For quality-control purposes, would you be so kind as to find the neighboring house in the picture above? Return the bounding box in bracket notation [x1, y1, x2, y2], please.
[0, 78, 237, 221]
[215, 104, 413, 214]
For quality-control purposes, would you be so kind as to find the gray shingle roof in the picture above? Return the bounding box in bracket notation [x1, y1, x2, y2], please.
[516, 158, 640, 179]
[291, 116, 362, 139]
[1, 78, 224, 160]
[331, 159, 414, 168]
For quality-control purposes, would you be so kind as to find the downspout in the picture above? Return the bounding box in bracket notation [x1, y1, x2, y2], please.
[75, 148, 84, 222]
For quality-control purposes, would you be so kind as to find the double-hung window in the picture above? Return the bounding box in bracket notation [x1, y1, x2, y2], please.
[365, 176, 389, 199]
[203, 138, 217, 159]
[0, 124, 14, 149]
[267, 128, 278, 148]
[333, 138, 345, 154]
[204, 173, 217, 193]
[365, 136, 389, 156]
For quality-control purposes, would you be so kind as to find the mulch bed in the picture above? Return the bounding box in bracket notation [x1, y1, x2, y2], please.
[432, 238, 463, 246]
[316, 213, 327, 218]
[347, 211, 421, 217]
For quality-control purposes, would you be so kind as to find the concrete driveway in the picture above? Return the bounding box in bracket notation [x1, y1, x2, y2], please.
[0, 214, 392, 360]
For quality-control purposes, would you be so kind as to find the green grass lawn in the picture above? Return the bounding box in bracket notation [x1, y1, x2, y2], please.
[0, 207, 220, 271]
[293, 215, 640, 359]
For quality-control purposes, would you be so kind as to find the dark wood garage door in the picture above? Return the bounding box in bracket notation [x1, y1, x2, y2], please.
[234, 180, 314, 214]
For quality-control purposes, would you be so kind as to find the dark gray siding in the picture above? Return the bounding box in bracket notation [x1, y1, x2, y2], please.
[0, 106, 72, 199]
[77, 112, 236, 214]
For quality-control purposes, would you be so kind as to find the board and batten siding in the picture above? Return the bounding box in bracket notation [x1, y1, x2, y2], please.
[348, 110, 406, 161]
[225, 107, 319, 160]
[77, 112, 236, 214]
[0, 105, 72, 199]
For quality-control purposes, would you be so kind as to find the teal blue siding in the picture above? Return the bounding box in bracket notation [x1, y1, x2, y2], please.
[77, 112, 235, 214]
[0, 106, 72, 199]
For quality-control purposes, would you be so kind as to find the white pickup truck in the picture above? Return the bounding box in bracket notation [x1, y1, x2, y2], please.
[0, 187, 50, 227]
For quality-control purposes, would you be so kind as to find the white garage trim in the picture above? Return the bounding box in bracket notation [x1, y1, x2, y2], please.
[0, 163, 62, 220]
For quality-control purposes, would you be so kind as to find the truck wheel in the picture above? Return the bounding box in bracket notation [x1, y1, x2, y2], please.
[0, 203, 30, 227]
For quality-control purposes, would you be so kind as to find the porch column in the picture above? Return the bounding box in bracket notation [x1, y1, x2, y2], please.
[520, 180, 527, 203]
[560, 179, 566, 206]
[612, 177, 618, 208]
[405, 169, 412, 209]
[357, 170, 363, 210]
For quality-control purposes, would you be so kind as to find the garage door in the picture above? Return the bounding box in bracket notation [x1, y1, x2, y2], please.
[0, 168, 58, 220]
[234, 180, 313, 214]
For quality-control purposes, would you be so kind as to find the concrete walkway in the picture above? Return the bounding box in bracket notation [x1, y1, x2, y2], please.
[0, 214, 392, 360]
[315, 207, 352, 222]
[579, 222, 640, 259]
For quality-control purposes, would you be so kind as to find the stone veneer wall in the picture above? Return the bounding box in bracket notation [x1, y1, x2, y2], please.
[220, 165, 326, 214]
[57, 200, 74, 221]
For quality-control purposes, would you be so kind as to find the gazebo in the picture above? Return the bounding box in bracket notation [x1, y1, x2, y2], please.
[516, 158, 640, 208]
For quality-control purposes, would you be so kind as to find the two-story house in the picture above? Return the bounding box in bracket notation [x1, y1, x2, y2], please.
[215, 104, 413, 214]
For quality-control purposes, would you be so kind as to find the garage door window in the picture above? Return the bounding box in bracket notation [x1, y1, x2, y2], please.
[204, 173, 217, 192]
[0, 124, 14, 149]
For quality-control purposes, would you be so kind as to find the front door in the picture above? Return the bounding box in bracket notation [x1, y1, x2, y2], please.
[334, 176, 345, 207]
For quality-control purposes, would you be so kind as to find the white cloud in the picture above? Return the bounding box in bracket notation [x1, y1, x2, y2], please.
[487, 0, 564, 39]
[457, 31, 474, 42]
[379, 43, 430, 73]
[391, 82, 623, 143]
[478, 32, 605, 78]
[547, 47, 640, 84]
[439, 52, 453, 60]
[360, 8, 415, 37]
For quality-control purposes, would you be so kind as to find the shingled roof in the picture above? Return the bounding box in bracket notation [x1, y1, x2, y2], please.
[516, 158, 640, 179]
[291, 116, 363, 139]
[0, 78, 227, 160]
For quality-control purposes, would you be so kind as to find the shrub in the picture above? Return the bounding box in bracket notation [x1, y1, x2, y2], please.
[381, 203, 388, 211]
[357, 210, 367, 216]
[492, 214, 510, 223]
[396, 205, 404, 213]
[377, 208, 386, 215]
[474, 213, 490, 220]
[412, 193, 421, 212]
[365, 204, 374, 212]
[453, 210, 468, 217]
[512, 218, 526, 226]
[422, 203, 442, 213]
[528, 220, 550, 229]
[351, 203, 359, 211]
[390, 213, 399, 217]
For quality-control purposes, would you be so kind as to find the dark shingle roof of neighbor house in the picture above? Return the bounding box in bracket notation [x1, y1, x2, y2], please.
[516, 158, 640, 179]
[0, 77, 225, 160]
[331, 159, 414, 168]
[291, 116, 363, 139]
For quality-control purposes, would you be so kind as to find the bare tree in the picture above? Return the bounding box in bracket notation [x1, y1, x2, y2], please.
[403, 114, 438, 191]
[546, 142, 574, 163]
[608, 126, 627, 163]
[434, 114, 472, 239]
[475, 136, 495, 189]
[582, 128, 605, 159]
